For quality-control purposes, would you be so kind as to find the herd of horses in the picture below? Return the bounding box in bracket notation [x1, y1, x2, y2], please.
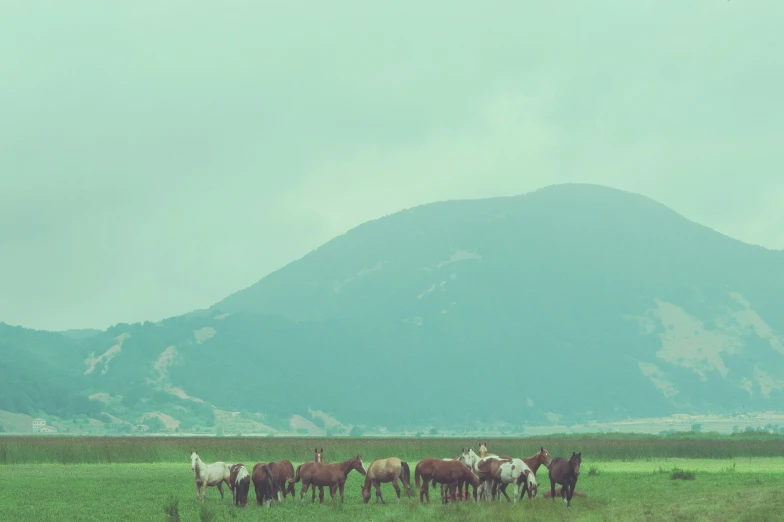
[189, 442, 585, 509]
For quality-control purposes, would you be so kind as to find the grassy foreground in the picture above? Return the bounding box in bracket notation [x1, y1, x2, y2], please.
[2, 435, 784, 521]
[2, 459, 784, 521]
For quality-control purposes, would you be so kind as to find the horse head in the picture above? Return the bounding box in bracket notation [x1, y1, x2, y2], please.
[478, 442, 488, 455]
[352, 455, 367, 475]
[459, 448, 478, 469]
[314, 447, 324, 462]
[190, 451, 199, 471]
[539, 446, 552, 466]
[360, 481, 371, 503]
[569, 452, 582, 475]
[524, 469, 538, 498]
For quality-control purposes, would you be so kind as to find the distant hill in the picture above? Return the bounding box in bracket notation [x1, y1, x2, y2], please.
[3, 183, 784, 433]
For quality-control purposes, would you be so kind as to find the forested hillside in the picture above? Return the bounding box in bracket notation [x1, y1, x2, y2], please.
[3, 184, 784, 432]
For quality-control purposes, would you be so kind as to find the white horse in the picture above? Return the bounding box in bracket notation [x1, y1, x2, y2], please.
[190, 451, 231, 501]
[490, 458, 535, 502]
[459, 449, 502, 501]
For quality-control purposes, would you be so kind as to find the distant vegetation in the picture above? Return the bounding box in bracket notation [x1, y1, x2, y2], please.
[3, 432, 784, 465]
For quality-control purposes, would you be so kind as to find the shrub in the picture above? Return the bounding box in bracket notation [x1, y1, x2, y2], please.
[162, 494, 180, 522]
[670, 467, 696, 480]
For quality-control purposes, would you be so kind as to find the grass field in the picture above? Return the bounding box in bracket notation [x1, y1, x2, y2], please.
[2, 435, 784, 521]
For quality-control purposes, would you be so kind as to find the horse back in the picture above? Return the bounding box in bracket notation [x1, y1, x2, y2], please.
[229, 463, 245, 489]
[274, 459, 295, 480]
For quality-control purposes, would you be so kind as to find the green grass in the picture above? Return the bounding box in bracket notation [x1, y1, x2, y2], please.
[3, 436, 784, 520]
[2, 459, 784, 521]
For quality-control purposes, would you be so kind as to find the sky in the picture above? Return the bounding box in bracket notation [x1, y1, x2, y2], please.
[1, 1, 783, 331]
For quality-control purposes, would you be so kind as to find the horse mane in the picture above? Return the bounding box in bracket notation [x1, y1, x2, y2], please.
[191, 453, 202, 480]
[400, 460, 411, 486]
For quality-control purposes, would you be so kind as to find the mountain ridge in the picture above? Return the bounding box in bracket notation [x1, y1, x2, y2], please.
[2, 183, 783, 434]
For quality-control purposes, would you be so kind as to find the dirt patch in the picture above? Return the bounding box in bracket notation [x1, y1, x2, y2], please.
[84, 333, 130, 375]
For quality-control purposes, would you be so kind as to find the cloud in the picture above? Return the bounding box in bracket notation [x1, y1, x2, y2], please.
[0, 0, 782, 329]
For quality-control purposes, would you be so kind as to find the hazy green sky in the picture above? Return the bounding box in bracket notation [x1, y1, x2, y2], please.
[1, 1, 782, 330]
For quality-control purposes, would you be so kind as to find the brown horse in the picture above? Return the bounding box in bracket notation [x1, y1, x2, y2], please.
[267, 460, 296, 500]
[361, 457, 412, 504]
[294, 448, 327, 502]
[251, 463, 277, 508]
[296, 455, 366, 503]
[415, 458, 479, 504]
[228, 464, 251, 507]
[548, 452, 582, 507]
[435, 458, 468, 502]
[502, 446, 551, 500]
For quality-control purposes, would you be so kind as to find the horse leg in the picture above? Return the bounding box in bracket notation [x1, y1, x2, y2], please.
[195, 481, 200, 501]
[299, 481, 309, 502]
[217, 482, 225, 500]
[512, 482, 519, 503]
[567, 481, 575, 507]
[374, 480, 385, 504]
[392, 477, 401, 503]
[499, 482, 512, 502]
[339, 481, 346, 503]
[550, 479, 556, 501]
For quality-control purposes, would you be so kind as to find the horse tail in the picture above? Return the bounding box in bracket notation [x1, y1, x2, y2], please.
[295, 464, 301, 483]
[400, 461, 411, 488]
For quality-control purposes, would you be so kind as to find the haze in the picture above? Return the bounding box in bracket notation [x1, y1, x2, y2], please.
[1, 1, 782, 331]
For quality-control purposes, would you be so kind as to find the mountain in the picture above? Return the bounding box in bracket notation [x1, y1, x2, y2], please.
[3, 183, 784, 433]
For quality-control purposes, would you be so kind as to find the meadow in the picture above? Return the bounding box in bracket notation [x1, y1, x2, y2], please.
[2, 434, 784, 521]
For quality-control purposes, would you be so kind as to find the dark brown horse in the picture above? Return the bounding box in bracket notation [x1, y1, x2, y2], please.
[415, 458, 479, 504]
[267, 460, 296, 500]
[296, 455, 366, 503]
[251, 463, 277, 508]
[548, 452, 582, 507]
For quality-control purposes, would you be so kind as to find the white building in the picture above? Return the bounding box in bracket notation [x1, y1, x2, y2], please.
[32, 418, 47, 432]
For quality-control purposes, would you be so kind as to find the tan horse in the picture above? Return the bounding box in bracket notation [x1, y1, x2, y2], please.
[478, 442, 498, 458]
[361, 457, 412, 504]
[296, 455, 366, 503]
[415, 458, 479, 504]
